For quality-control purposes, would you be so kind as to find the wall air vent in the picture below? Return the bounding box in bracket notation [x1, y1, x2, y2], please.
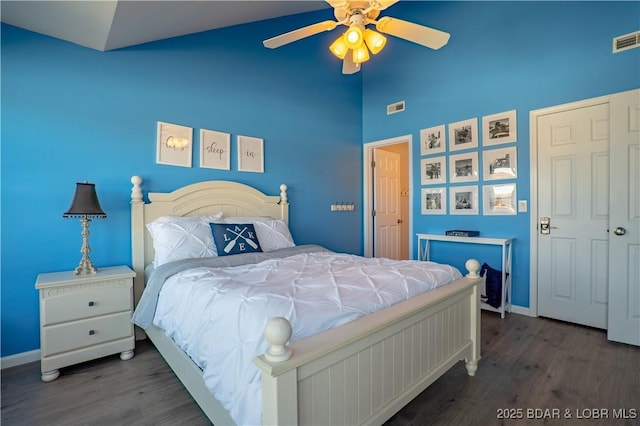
[387, 101, 405, 115]
[613, 31, 640, 53]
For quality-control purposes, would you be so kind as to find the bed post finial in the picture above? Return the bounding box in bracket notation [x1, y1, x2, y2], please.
[131, 176, 143, 202]
[264, 317, 292, 362]
[279, 184, 288, 204]
[465, 259, 480, 278]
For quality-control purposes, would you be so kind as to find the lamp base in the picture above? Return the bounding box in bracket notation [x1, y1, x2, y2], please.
[73, 215, 98, 275]
[74, 257, 98, 275]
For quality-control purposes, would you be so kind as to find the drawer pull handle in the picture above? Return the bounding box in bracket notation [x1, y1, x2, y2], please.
[88, 301, 95, 307]
[89, 330, 95, 335]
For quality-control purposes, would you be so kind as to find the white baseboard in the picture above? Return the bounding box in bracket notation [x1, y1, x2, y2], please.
[1, 349, 40, 369]
[510, 304, 533, 317]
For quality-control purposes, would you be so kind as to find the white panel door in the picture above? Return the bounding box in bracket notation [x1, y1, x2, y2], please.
[537, 102, 610, 329]
[373, 148, 401, 259]
[607, 89, 640, 346]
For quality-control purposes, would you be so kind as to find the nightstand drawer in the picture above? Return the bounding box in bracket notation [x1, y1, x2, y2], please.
[42, 311, 133, 357]
[42, 285, 132, 326]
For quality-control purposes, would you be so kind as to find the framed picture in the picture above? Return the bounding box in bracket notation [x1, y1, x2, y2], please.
[448, 118, 478, 152]
[483, 183, 517, 215]
[421, 187, 446, 215]
[482, 110, 517, 146]
[420, 125, 446, 155]
[420, 156, 446, 185]
[450, 185, 479, 215]
[156, 121, 192, 167]
[200, 129, 230, 170]
[483, 146, 517, 181]
[449, 152, 479, 183]
[237, 135, 264, 173]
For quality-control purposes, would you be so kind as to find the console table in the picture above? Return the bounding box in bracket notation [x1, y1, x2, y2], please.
[417, 234, 514, 318]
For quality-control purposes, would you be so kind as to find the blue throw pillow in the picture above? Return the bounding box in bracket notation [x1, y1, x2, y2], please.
[210, 223, 262, 256]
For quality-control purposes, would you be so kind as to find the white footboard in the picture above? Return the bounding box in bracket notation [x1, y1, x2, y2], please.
[255, 262, 482, 426]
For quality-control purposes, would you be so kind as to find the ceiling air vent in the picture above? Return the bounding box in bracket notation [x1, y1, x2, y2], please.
[387, 101, 405, 115]
[613, 31, 640, 53]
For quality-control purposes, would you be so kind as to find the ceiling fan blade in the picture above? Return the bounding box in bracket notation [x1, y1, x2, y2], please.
[263, 20, 337, 49]
[371, 0, 399, 10]
[325, 0, 348, 8]
[376, 16, 450, 50]
[326, 0, 398, 10]
[342, 54, 361, 74]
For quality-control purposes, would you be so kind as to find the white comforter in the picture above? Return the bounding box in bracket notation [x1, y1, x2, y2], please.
[153, 250, 461, 425]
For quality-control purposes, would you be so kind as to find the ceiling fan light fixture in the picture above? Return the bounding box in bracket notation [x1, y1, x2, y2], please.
[343, 24, 364, 49]
[264, 1, 451, 75]
[353, 44, 370, 64]
[364, 28, 387, 54]
[329, 36, 349, 59]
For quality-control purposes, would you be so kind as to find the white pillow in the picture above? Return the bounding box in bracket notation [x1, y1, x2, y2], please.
[147, 213, 223, 267]
[223, 217, 295, 252]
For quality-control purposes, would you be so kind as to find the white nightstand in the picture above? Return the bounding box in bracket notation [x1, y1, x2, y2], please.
[35, 265, 136, 382]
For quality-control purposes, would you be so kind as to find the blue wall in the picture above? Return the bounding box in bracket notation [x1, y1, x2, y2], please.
[2, 2, 639, 358]
[362, 1, 640, 308]
[1, 11, 363, 357]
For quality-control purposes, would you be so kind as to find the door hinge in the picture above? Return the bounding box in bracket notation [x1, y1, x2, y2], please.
[371, 160, 376, 168]
[372, 210, 376, 217]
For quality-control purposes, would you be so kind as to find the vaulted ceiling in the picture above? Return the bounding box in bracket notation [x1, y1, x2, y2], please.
[1, 1, 330, 51]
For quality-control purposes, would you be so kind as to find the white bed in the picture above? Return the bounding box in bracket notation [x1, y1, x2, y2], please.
[130, 176, 482, 426]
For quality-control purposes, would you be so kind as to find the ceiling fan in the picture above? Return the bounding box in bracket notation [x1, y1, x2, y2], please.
[263, 0, 450, 74]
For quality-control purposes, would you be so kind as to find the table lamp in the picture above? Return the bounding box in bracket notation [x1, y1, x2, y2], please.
[63, 182, 107, 274]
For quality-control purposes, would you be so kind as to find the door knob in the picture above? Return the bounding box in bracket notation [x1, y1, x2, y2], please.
[540, 217, 557, 234]
[397, 219, 403, 224]
[613, 227, 626, 236]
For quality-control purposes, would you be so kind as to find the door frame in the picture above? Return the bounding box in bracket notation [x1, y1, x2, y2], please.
[363, 134, 413, 258]
[529, 94, 611, 317]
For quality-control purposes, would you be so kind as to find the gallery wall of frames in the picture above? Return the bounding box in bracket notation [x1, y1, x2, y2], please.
[419, 110, 518, 216]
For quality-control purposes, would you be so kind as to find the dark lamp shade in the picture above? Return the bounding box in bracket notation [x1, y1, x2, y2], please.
[63, 182, 107, 218]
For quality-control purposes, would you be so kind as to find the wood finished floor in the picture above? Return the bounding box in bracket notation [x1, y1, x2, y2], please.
[2, 312, 639, 426]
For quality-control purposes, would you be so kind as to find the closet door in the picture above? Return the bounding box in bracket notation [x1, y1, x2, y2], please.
[536, 102, 610, 329]
[607, 88, 640, 346]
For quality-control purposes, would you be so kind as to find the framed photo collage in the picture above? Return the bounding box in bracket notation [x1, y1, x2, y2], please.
[419, 110, 518, 216]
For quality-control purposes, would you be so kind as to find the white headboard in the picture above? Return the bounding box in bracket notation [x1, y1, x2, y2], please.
[130, 175, 289, 309]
